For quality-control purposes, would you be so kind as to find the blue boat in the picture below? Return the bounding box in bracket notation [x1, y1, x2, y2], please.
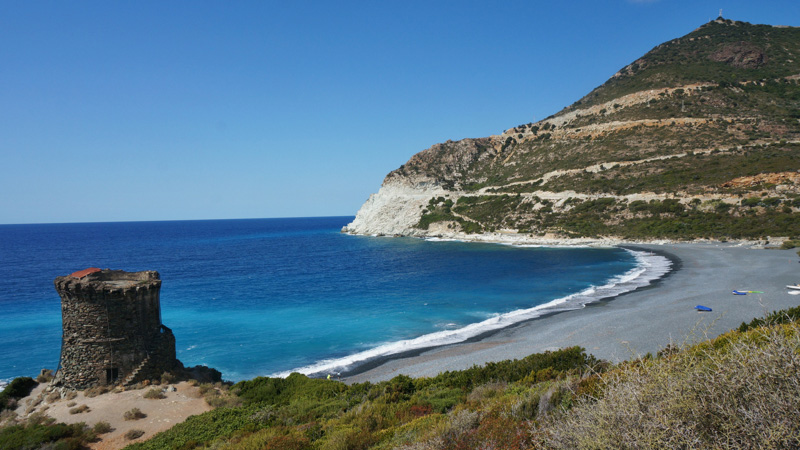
[695, 305, 712, 312]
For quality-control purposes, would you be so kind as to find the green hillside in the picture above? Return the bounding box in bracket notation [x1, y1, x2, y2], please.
[399, 19, 800, 240]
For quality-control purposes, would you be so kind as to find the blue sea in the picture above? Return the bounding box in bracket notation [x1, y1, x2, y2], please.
[0, 217, 670, 383]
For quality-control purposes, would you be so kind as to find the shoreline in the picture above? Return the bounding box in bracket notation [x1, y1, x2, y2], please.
[287, 245, 671, 380]
[332, 244, 677, 381]
[342, 241, 800, 384]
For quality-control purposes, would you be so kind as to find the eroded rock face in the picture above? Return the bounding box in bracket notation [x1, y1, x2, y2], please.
[709, 41, 767, 68]
[343, 177, 447, 236]
[344, 138, 497, 236]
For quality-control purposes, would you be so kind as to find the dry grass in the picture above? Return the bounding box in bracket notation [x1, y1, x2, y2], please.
[35, 369, 54, 383]
[69, 404, 90, 414]
[45, 391, 61, 403]
[125, 428, 145, 440]
[543, 323, 800, 449]
[84, 385, 111, 398]
[143, 388, 166, 399]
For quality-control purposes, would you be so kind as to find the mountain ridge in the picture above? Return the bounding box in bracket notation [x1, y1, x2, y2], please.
[345, 18, 800, 243]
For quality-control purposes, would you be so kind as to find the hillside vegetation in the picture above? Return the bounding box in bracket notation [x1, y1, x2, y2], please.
[5, 308, 798, 449]
[383, 19, 800, 240]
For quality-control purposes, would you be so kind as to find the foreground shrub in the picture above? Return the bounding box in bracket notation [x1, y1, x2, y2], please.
[124, 407, 146, 420]
[124, 407, 260, 450]
[143, 388, 166, 399]
[544, 323, 800, 449]
[0, 377, 37, 411]
[738, 305, 800, 332]
[0, 422, 95, 449]
[125, 429, 145, 440]
[93, 420, 113, 434]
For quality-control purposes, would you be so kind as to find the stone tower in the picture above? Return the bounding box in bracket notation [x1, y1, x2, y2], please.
[52, 268, 180, 389]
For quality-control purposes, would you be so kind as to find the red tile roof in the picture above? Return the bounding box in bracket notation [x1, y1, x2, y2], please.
[70, 267, 101, 279]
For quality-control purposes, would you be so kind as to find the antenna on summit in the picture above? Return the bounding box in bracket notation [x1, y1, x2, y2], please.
[718, 8, 723, 18]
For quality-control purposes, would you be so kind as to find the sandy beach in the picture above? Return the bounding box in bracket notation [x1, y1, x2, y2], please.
[344, 243, 800, 383]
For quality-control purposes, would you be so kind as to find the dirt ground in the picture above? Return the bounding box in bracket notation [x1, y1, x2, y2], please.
[13, 381, 212, 449]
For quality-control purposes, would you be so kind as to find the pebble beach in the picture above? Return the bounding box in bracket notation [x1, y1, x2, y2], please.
[344, 243, 800, 383]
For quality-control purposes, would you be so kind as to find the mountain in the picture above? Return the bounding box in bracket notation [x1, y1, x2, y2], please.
[344, 18, 800, 242]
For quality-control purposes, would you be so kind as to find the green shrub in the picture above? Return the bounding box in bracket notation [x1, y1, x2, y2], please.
[0, 377, 37, 411]
[781, 239, 800, 249]
[93, 420, 113, 434]
[0, 422, 94, 449]
[235, 373, 346, 406]
[738, 306, 800, 332]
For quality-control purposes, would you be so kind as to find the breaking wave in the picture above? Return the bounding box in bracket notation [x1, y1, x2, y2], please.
[274, 248, 672, 378]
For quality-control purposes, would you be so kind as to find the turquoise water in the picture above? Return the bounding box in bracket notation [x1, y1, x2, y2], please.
[0, 217, 668, 382]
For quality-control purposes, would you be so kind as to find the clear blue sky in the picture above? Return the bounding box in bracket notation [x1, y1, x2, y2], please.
[2, 1, 798, 224]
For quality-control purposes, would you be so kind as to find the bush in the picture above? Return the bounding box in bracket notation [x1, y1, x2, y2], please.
[69, 404, 90, 414]
[124, 408, 146, 420]
[738, 306, 800, 332]
[93, 421, 113, 434]
[0, 422, 95, 449]
[543, 323, 800, 449]
[125, 429, 145, 440]
[161, 371, 178, 385]
[781, 239, 800, 249]
[0, 377, 37, 411]
[36, 369, 54, 383]
[144, 388, 166, 399]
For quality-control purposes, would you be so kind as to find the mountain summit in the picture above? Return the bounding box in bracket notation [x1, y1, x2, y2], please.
[345, 19, 800, 242]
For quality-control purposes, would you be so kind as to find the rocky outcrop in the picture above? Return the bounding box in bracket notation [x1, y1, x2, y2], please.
[709, 41, 767, 68]
[343, 176, 448, 236]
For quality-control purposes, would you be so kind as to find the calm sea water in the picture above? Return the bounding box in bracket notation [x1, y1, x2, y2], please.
[0, 217, 669, 382]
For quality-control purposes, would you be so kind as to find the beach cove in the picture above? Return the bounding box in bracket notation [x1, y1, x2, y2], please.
[344, 242, 800, 383]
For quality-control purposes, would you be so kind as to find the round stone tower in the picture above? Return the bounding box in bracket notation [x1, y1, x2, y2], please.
[52, 268, 179, 389]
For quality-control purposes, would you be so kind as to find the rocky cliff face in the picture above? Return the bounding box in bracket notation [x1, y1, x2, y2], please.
[346, 19, 800, 242]
[343, 176, 446, 236]
[343, 137, 498, 235]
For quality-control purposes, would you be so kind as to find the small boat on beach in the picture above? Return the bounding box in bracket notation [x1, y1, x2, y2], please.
[732, 290, 747, 295]
[695, 305, 712, 312]
[787, 285, 800, 290]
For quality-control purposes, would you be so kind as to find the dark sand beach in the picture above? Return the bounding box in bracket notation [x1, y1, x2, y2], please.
[344, 243, 800, 383]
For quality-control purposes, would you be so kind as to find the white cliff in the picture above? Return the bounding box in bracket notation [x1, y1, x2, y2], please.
[343, 177, 448, 236]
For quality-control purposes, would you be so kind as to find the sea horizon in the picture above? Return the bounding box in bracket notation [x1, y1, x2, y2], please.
[0, 216, 670, 383]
